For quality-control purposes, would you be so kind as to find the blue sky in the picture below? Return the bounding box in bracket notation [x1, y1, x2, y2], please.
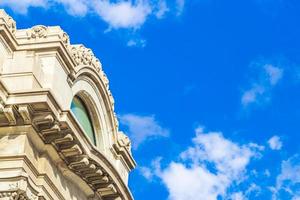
[2, 0, 300, 199]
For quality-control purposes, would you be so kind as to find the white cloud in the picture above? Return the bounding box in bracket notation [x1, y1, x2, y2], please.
[139, 157, 162, 181]
[272, 155, 300, 199]
[0, 0, 48, 14]
[264, 64, 283, 86]
[139, 166, 154, 180]
[93, 0, 151, 29]
[229, 192, 246, 200]
[160, 163, 224, 200]
[119, 114, 169, 149]
[268, 135, 282, 150]
[55, 0, 89, 16]
[127, 38, 147, 47]
[176, 0, 185, 15]
[241, 85, 265, 106]
[245, 183, 261, 197]
[152, 127, 262, 200]
[0, 0, 181, 30]
[241, 64, 283, 107]
[155, 0, 169, 19]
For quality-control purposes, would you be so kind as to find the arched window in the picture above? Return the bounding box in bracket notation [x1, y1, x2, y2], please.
[71, 96, 96, 145]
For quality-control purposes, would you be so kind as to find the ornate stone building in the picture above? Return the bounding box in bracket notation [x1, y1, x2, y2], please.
[0, 10, 136, 200]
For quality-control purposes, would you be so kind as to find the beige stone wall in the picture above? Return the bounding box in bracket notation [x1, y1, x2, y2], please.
[0, 9, 136, 200]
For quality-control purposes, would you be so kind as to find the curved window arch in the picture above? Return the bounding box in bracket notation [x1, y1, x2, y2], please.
[71, 96, 96, 145]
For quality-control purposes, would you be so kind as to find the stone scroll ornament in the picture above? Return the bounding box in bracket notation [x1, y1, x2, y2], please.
[69, 45, 102, 72]
[27, 25, 48, 39]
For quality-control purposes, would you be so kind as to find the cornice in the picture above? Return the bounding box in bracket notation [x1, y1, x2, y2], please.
[0, 89, 133, 200]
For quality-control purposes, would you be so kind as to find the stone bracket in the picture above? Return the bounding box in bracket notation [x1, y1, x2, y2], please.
[0, 105, 17, 125]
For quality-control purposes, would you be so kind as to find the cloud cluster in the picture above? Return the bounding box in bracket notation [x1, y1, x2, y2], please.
[142, 127, 263, 200]
[119, 114, 169, 149]
[268, 135, 282, 150]
[241, 64, 283, 107]
[0, 0, 180, 29]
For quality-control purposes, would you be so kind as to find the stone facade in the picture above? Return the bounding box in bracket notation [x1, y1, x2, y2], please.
[0, 10, 136, 200]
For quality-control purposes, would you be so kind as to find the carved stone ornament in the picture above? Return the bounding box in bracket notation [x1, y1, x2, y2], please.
[60, 32, 70, 46]
[0, 10, 16, 34]
[118, 131, 131, 152]
[69, 45, 102, 72]
[100, 72, 109, 88]
[114, 112, 119, 129]
[0, 189, 32, 200]
[27, 25, 48, 39]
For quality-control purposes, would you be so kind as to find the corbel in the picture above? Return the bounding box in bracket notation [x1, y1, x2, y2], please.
[60, 144, 83, 157]
[83, 170, 105, 181]
[89, 175, 109, 185]
[18, 105, 32, 125]
[68, 157, 89, 169]
[40, 123, 61, 142]
[77, 164, 97, 173]
[97, 184, 118, 197]
[53, 133, 74, 145]
[33, 114, 54, 126]
[1, 105, 16, 125]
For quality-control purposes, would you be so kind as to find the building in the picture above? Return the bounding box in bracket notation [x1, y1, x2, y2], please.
[0, 9, 136, 200]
